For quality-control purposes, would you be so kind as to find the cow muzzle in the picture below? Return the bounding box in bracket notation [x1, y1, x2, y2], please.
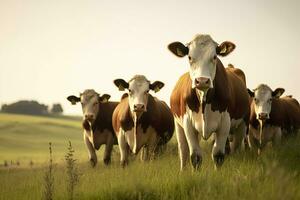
[258, 113, 269, 121]
[133, 104, 146, 113]
[195, 77, 211, 90]
[84, 114, 95, 122]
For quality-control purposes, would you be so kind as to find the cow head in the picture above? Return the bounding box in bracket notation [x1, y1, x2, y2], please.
[114, 75, 164, 118]
[67, 89, 111, 124]
[248, 84, 285, 121]
[168, 34, 235, 92]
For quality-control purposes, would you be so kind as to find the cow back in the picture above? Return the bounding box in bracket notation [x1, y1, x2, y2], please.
[225, 66, 250, 121]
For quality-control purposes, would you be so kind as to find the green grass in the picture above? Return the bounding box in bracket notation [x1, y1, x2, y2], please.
[0, 113, 85, 163]
[0, 113, 300, 200]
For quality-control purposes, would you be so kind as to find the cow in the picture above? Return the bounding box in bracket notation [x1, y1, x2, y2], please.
[168, 34, 250, 170]
[67, 89, 118, 167]
[247, 84, 300, 154]
[112, 75, 174, 167]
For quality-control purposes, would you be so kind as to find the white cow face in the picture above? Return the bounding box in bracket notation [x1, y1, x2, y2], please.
[168, 34, 235, 91]
[67, 89, 110, 123]
[114, 75, 164, 117]
[248, 85, 285, 121]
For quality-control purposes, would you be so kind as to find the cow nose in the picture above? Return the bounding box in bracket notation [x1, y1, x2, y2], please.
[258, 113, 268, 120]
[195, 77, 210, 89]
[134, 104, 145, 112]
[85, 114, 94, 121]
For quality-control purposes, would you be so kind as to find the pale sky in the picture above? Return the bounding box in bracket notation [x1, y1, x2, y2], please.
[0, 0, 299, 115]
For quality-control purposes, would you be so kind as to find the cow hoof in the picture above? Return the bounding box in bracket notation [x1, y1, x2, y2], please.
[191, 153, 202, 170]
[121, 160, 128, 168]
[213, 152, 224, 169]
[90, 158, 97, 167]
[103, 158, 111, 165]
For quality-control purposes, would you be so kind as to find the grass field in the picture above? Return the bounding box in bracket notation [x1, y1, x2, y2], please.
[0, 113, 300, 200]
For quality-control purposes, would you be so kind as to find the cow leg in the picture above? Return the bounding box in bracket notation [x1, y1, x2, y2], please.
[247, 126, 260, 153]
[118, 130, 129, 167]
[140, 145, 149, 161]
[148, 134, 159, 160]
[174, 122, 188, 171]
[212, 116, 230, 169]
[273, 127, 282, 146]
[247, 127, 255, 149]
[154, 145, 165, 156]
[183, 118, 201, 170]
[84, 134, 97, 167]
[103, 135, 114, 165]
[230, 121, 246, 153]
[213, 135, 231, 154]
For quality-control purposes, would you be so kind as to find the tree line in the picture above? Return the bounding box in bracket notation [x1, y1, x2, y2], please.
[1, 100, 63, 116]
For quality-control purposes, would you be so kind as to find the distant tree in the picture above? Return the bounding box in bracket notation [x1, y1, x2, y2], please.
[1, 100, 48, 115]
[1, 104, 8, 112]
[50, 103, 63, 115]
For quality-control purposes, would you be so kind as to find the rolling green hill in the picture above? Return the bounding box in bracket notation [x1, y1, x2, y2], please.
[0, 113, 86, 163]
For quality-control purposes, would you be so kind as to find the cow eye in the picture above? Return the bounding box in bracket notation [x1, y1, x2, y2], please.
[254, 98, 258, 103]
[145, 90, 149, 94]
[213, 55, 217, 60]
[268, 99, 272, 103]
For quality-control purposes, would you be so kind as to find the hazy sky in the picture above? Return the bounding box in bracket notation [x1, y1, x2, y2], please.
[0, 0, 299, 115]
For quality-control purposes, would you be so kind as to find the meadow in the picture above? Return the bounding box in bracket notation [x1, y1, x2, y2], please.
[0, 113, 300, 200]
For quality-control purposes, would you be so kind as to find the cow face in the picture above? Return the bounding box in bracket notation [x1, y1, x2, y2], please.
[168, 34, 235, 91]
[114, 75, 164, 117]
[67, 89, 111, 123]
[248, 85, 285, 121]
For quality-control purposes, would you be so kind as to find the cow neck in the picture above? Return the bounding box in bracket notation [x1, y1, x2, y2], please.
[135, 94, 156, 132]
[186, 87, 201, 114]
[269, 98, 286, 127]
[122, 94, 156, 133]
[200, 59, 230, 114]
[82, 102, 113, 133]
[93, 103, 111, 132]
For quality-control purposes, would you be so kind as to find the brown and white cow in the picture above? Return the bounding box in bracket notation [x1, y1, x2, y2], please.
[247, 84, 300, 153]
[168, 34, 250, 170]
[67, 89, 118, 166]
[112, 75, 174, 167]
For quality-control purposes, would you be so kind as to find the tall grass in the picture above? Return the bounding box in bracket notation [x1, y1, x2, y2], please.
[43, 142, 54, 200]
[65, 141, 80, 200]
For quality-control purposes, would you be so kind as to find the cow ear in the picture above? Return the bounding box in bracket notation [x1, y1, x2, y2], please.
[216, 41, 236, 57]
[168, 42, 189, 57]
[272, 88, 285, 98]
[114, 79, 129, 91]
[67, 95, 80, 105]
[150, 81, 164, 93]
[99, 94, 111, 103]
[247, 89, 254, 97]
